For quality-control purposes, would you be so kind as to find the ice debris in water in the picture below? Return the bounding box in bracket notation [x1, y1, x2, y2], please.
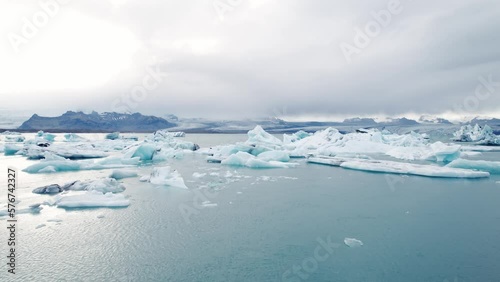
[56, 191, 130, 208]
[192, 172, 207, 178]
[140, 166, 188, 189]
[344, 238, 363, 248]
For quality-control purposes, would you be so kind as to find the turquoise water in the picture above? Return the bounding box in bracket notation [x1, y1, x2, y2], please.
[1, 134, 499, 281]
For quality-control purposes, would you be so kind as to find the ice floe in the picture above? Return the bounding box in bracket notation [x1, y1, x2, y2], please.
[340, 159, 489, 178]
[344, 238, 363, 248]
[24, 156, 140, 173]
[110, 169, 138, 180]
[56, 191, 130, 208]
[447, 159, 500, 174]
[140, 166, 188, 189]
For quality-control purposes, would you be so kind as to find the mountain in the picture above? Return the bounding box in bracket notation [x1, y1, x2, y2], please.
[19, 111, 175, 132]
[380, 118, 419, 126]
[418, 115, 453, 125]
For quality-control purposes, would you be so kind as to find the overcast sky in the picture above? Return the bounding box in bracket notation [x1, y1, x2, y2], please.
[1, 0, 499, 121]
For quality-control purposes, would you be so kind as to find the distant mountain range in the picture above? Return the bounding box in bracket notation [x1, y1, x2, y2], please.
[13, 111, 500, 133]
[19, 111, 175, 132]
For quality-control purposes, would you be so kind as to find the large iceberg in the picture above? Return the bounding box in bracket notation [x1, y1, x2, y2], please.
[453, 124, 500, 145]
[140, 166, 188, 188]
[340, 159, 489, 178]
[23, 156, 140, 173]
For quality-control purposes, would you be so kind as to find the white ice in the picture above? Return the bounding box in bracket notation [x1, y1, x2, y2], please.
[344, 238, 363, 248]
[56, 191, 130, 208]
[447, 159, 500, 174]
[110, 169, 138, 180]
[140, 166, 188, 189]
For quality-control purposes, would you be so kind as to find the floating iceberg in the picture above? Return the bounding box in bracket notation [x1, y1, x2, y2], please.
[105, 132, 120, 140]
[4, 144, 22, 156]
[20, 143, 108, 160]
[339, 159, 489, 178]
[447, 159, 500, 174]
[110, 169, 138, 180]
[4, 135, 25, 142]
[33, 178, 126, 194]
[56, 191, 130, 208]
[23, 156, 140, 173]
[221, 151, 298, 168]
[32, 184, 63, 194]
[453, 124, 500, 145]
[140, 166, 188, 189]
[64, 178, 126, 193]
[344, 238, 363, 248]
[37, 131, 56, 142]
[64, 133, 87, 142]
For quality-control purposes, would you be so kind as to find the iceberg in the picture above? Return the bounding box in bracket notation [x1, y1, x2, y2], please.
[339, 159, 489, 178]
[4, 144, 22, 156]
[105, 132, 120, 140]
[221, 152, 298, 168]
[37, 130, 56, 142]
[64, 133, 87, 142]
[23, 156, 141, 173]
[32, 184, 63, 194]
[56, 191, 130, 208]
[33, 178, 126, 194]
[140, 166, 188, 189]
[344, 238, 363, 248]
[110, 169, 138, 180]
[64, 178, 126, 193]
[5, 135, 25, 142]
[447, 159, 500, 174]
[453, 124, 500, 145]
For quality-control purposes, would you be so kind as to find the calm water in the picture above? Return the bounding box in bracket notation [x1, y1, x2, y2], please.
[1, 134, 499, 282]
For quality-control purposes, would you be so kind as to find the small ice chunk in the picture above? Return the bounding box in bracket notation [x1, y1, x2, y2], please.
[33, 184, 63, 194]
[97, 214, 105, 219]
[192, 172, 207, 178]
[344, 238, 363, 248]
[141, 166, 188, 189]
[35, 224, 46, 229]
[201, 201, 218, 208]
[110, 169, 138, 180]
[47, 219, 63, 223]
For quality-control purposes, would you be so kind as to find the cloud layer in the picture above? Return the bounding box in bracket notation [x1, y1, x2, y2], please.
[1, 0, 499, 120]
